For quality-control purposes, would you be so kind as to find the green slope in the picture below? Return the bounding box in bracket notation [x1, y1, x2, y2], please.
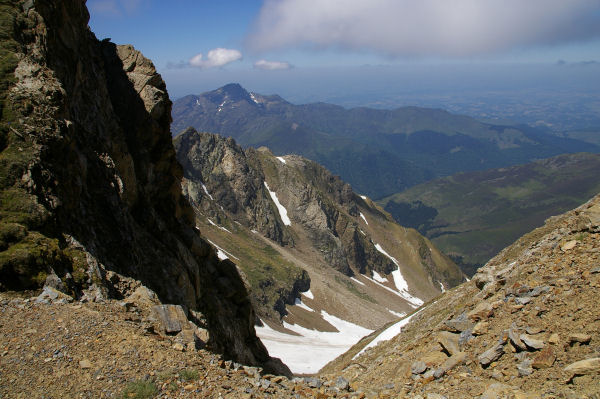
[379, 152, 600, 275]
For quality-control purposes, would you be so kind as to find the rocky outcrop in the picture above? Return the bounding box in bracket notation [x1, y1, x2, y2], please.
[323, 193, 600, 397]
[0, 0, 286, 374]
[174, 129, 464, 321]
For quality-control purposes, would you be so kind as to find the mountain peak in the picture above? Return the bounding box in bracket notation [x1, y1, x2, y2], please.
[216, 83, 252, 102]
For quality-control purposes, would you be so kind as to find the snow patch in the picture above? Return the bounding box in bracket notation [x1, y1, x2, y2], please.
[359, 212, 369, 225]
[264, 182, 291, 225]
[372, 270, 388, 283]
[360, 195, 367, 200]
[195, 99, 201, 106]
[363, 274, 422, 308]
[439, 282, 446, 293]
[251, 229, 258, 234]
[353, 308, 424, 359]
[359, 229, 366, 236]
[206, 239, 239, 261]
[350, 277, 365, 286]
[201, 183, 214, 200]
[294, 298, 314, 312]
[301, 289, 314, 300]
[374, 243, 424, 307]
[207, 218, 232, 234]
[250, 92, 259, 104]
[256, 312, 372, 374]
[276, 156, 287, 164]
[387, 309, 406, 318]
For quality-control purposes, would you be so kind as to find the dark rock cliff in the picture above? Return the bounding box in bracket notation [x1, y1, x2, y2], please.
[0, 0, 287, 374]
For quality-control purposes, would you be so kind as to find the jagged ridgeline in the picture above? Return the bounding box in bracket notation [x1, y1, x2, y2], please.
[0, 0, 288, 374]
[174, 128, 465, 327]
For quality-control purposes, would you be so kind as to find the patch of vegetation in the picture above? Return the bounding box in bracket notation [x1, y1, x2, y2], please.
[380, 153, 600, 275]
[178, 369, 199, 382]
[119, 380, 157, 399]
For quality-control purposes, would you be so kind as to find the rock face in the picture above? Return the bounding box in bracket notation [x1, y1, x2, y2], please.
[323, 193, 600, 397]
[0, 0, 285, 374]
[174, 129, 465, 323]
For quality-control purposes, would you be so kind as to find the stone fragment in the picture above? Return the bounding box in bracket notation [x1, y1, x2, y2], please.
[411, 361, 427, 375]
[479, 344, 504, 367]
[124, 286, 160, 309]
[508, 327, 526, 351]
[519, 334, 545, 350]
[564, 358, 600, 375]
[303, 377, 322, 388]
[472, 321, 489, 335]
[79, 359, 92, 369]
[437, 331, 461, 356]
[568, 333, 591, 345]
[443, 312, 473, 333]
[152, 305, 188, 334]
[434, 352, 466, 378]
[334, 376, 349, 391]
[561, 240, 577, 251]
[517, 358, 533, 376]
[525, 326, 543, 335]
[548, 333, 560, 345]
[532, 347, 555, 369]
[514, 297, 531, 305]
[468, 302, 494, 322]
[172, 342, 185, 351]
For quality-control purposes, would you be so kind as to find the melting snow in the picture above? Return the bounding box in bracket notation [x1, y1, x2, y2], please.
[353, 307, 424, 359]
[195, 99, 201, 106]
[206, 239, 239, 261]
[207, 219, 232, 234]
[350, 277, 365, 286]
[250, 92, 259, 104]
[363, 274, 422, 308]
[374, 243, 424, 307]
[359, 212, 369, 225]
[201, 183, 214, 200]
[276, 156, 287, 164]
[439, 282, 446, 293]
[264, 182, 291, 225]
[372, 270, 388, 283]
[301, 289, 314, 300]
[387, 309, 407, 318]
[294, 298, 314, 312]
[256, 311, 372, 374]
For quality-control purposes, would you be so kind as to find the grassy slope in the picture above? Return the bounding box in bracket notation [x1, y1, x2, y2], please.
[379, 152, 600, 275]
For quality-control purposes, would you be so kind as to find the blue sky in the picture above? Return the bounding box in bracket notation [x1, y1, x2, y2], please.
[88, 0, 600, 106]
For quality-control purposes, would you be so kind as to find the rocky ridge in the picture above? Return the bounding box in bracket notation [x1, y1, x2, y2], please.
[0, 0, 284, 373]
[322, 193, 600, 398]
[174, 129, 465, 326]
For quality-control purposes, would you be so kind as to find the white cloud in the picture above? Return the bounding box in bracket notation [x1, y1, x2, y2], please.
[254, 59, 292, 70]
[189, 48, 243, 68]
[247, 0, 600, 57]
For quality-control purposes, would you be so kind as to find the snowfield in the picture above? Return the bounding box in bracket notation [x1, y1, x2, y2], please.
[256, 311, 372, 374]
[353, 307, 424, 359]
[374, 243, 424, 307]
[264, 182, 291, 225]
[359, 212, 369, 225]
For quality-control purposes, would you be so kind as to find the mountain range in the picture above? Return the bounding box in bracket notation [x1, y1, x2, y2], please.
[172, 83, 599, 199]
[173, 128, 465, 372]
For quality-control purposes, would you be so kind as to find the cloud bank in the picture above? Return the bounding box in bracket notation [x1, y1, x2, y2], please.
[254, 60, 292, 70]
[247, 0, 600, 57]
[189, 48, 243, 68]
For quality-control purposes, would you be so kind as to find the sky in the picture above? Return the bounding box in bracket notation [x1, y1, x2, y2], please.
[87, 0, 600, 120]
